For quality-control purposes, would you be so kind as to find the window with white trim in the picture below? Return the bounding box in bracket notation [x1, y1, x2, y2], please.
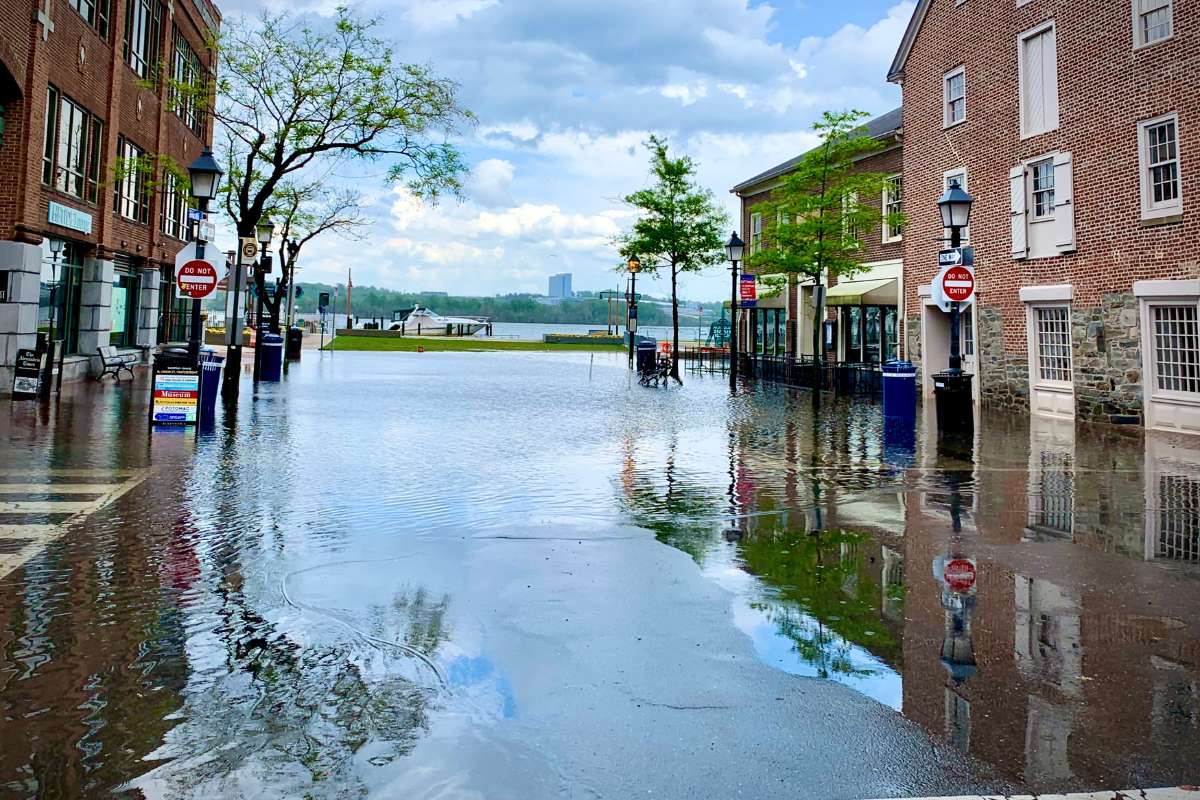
[1139, 114, 1182, 220]
[1020, 23, 1058, 137]
[944, 67, 966, 127]
[961, 304, 974, 357]
[1030, 158, 1055, 220]
[161, 171, 187, 240]
[1152, 305, 1200, 394]
[883, 174, 902, 243]
[750, 212, 762, 253]
[1134, 0, 1173, 48]
[1034, 306, 1072, 383]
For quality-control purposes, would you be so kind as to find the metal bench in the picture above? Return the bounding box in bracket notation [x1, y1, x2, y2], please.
[96, 345, 137, 381]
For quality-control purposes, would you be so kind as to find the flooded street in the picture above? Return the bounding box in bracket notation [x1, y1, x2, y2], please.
[0, 351, 1197, 799]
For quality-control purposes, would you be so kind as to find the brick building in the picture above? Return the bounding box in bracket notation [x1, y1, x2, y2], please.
[0, 0, 218, 392]
[731, 109, 905, 367]
[889, 0, 1199, 431]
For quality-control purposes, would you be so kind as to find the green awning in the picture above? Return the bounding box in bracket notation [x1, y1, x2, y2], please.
[825, 278, 898, 307]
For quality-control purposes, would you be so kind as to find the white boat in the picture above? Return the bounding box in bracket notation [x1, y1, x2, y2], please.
[386, 305, 489, 336]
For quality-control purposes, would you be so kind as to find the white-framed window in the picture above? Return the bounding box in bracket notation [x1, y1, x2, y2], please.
[883, 174, 903, 243]
[750, 212, 762, 253]
[1151, 304, 1200, 394]
[961, 304, 974, 358]
[1139, 113, 1182, 220]
[842, 191, 859, 244]
[1030, 158, 1056, 220]
[1033, 305, 1073, 384]
[1134, 0, 1173, 48]
[944, 168, 969, 243]
[161, 171, 187, 240]
[1019, 22, 1058, 138]
[943, 67, 966, 128]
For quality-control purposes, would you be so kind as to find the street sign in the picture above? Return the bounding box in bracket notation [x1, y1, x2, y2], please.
[11, 349, 41, 398]
[178, 259, 218, 299]
[197, 220, 216, 243]
[938, 246, 975, 268]
[943, 558, 977, 594]
[941, 266, 975, 303]
[739, 274, 757, 308]
[187, 208, 204, 222]
[240, 238, 258, 261]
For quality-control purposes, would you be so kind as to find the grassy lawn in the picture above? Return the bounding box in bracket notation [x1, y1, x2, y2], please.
[327, 336, 627, 353]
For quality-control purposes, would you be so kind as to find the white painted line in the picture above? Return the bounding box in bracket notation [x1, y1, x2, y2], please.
[874, 787, 1199, 800]
[0, 485, 116, 494]
[0, 469, 152, 581]
[0, 501, 99, 513]
[0, 468, 144, 477]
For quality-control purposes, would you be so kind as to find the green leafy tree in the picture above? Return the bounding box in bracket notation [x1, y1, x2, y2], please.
[617, 136, 728, 383]
[746, 110, 903, 369]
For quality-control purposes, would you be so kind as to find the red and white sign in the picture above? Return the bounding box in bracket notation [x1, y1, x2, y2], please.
[178, 260, 218, 299]
[943, 558, 977, 594]
[739, 274, 757, 303]
[941, 266, 975, 303]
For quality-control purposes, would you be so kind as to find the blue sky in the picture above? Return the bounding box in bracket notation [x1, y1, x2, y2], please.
[218, 0, 912, 301]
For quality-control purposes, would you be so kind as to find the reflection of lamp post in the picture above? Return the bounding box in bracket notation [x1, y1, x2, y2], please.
[41, 238, 64, 399]
[186, 147, 223, 366]
[725, 232, 744, 389]
[251, 218, 274, 383]
[936, 179, 974, 376]
[626, 255, 640, 367]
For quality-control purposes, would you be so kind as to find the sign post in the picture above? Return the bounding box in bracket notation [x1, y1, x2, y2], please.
[937, 248, 975, 376]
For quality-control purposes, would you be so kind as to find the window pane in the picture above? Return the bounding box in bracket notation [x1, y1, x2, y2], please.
[42, 87, 57, 185]
[1154, 305, 1200, 394]
[1142, 6, 1171, 44]
[1031, 159, 1055, 219]
[1036, 306, 1072, 383]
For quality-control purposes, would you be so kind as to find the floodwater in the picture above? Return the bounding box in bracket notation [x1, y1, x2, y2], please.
[0, 351, 1196, 799]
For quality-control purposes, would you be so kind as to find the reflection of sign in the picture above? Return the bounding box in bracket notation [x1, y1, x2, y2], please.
[151, 366, 200, 425]
[240, 238, 258, 261]
[739, 274, 757, 308]
[12, 349, 41, 398]
[48, 201, 93, 234]
[943, 558, 977, 594]
[178, 260, 218, 299]
[942, 266, 975, 303]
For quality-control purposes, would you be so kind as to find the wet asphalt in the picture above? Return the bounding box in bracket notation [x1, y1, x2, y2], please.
[0, 350, 1196, 799]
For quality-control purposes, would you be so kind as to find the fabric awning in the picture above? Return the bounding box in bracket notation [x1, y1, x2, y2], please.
[825, 278, 898, 307]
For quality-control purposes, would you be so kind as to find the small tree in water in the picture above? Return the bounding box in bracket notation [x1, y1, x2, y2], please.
[746, 110, 902, 374]
[617, 136, 728, 384]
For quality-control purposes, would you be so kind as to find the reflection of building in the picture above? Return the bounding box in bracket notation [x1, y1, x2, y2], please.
[0, 0, 219, 391]
[730, 108, 903, 366]
[548, 273, 572, 299]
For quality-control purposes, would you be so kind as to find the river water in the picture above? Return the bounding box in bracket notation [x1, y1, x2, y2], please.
[0, 351, 1196, 798]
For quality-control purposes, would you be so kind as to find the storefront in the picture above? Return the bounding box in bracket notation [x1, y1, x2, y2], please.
[39, 239, 84, 356]
[109, 258, 141, 348]
[826, 261, 901, 365]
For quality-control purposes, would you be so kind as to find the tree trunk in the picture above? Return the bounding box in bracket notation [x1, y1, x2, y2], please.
[812, 278, 822, 401]
[670, 266, 682, 384]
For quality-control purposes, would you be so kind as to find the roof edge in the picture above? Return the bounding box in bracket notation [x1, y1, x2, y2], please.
[887, 0, 931, 83]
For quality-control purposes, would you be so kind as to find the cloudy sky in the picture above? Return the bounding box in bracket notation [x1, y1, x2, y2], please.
[218, 0, 913, 302]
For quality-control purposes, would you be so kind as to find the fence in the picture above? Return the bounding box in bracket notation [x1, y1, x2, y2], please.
[680, 348, 883, 395]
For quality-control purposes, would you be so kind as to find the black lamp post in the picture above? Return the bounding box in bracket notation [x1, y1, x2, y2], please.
[186, 147, 223, 366]
[936, 179, 974, 375]
[285, 238, 299, 329]
[726, 232, 744, 389]
[251, 218, 274, 383]
[40, 238, 64, 399]
[626, 255, 640, 367]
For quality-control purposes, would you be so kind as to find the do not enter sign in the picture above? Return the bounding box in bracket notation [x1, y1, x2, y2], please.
[178, 259, 218, 299]
[944, 558, 977, 594]
[942, 266, 975, 303]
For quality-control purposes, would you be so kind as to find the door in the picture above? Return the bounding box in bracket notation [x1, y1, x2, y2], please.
[1142, 301, 1200, 433]
[1026, 304, 1075, 418]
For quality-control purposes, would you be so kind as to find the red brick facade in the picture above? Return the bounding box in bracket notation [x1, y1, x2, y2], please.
[892, 0, 1200, 426]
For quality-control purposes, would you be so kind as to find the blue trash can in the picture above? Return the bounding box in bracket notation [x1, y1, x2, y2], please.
[260, 333, 285, 381]
[198, 349, 224, 427]
[882, 360, 918, 419]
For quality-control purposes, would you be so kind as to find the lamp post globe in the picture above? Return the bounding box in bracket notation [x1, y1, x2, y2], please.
[256, 219, 275, 247]
[937, 179, 974, 245]
[186, 147, 223, 203]
[725, 231, 744, 264]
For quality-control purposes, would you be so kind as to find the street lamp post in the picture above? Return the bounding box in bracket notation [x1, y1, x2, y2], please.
[726, 232, 744, 389]
[936, 179, 974, 377]
[626, 255, 640, 367]
[185, 148, 223, 367]
[40, 238, 64, 399]
[251, 219, 275, 383]
[285, 239, 299, 329]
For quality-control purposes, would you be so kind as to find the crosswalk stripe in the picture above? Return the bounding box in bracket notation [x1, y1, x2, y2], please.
[0, 469, 151, 580]
[874, 788, 1196, 800]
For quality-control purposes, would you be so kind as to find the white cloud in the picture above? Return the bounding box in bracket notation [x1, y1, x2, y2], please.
[470, 158, 516, 207]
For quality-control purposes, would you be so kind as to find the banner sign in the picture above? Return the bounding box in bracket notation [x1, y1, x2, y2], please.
[151, 365, 200, 426]
[739, 274, 757, 308]
[11, 349, 41, 398]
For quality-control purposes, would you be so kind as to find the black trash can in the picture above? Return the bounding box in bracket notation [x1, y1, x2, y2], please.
[932, 371, 974, 433]
[635, 341, 657, 374]
[286, 327, 303, 361]
[155, 346, 193, 369]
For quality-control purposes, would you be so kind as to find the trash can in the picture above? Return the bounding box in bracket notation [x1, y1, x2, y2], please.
[155, 346, 193, 369]
[932, 371, 974, 433]
[286, 327, 303, 361]
[198, 349, 224, 427]
[636, 340, 657, 374]
[881, 360, 918, 419]
[260, 333, 285, 381]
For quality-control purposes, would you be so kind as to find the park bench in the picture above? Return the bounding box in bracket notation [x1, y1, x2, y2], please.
[96, 345, 137, 381]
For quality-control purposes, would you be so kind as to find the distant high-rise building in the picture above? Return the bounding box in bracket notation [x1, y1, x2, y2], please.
[548, 273, 573, 299]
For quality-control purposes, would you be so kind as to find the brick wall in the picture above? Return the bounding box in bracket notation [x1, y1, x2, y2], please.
[896, 0, 1200, 415]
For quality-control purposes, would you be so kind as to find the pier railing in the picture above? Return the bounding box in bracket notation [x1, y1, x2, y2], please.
[680, 348, 882, 395]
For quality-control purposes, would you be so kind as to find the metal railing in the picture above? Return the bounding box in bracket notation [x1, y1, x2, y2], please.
[680, 348, 883, 395]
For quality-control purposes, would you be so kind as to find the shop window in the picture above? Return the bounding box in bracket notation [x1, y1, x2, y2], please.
[39, 240, 84, 355]
[110, 271, 140, 347]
